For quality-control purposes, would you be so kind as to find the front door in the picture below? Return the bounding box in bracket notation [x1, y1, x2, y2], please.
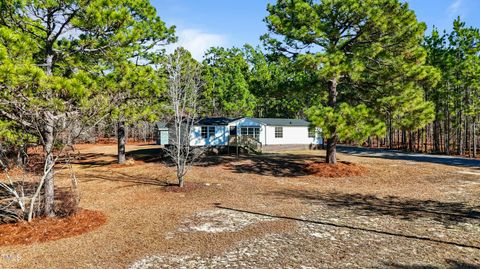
[160, 130, 169, 145]
[230, 126, 237, 136]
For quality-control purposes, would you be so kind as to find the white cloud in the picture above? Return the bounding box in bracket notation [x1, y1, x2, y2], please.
[448, 0, 463, 16]
[167, 28, 227, 60]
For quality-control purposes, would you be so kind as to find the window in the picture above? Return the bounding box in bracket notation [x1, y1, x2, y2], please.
[241, 127, 248, 136]
[275, 127, 283, 138]
[254, 128, 260, 138]
[229, 126, 237, 136]
[240, 127, 260, 139]
[308, 127, 316, 138]
[208, 126, 215, 137]
[201, 126, 215, 139]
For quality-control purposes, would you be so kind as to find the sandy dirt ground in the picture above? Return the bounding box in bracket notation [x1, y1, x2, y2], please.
[0, 144, 479, 269]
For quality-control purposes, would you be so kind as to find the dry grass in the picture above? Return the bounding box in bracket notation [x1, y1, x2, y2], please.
[0, 144, 479, 268]
[305, 161, 365, 177]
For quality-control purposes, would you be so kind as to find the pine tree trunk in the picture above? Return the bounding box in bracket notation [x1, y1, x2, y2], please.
[408, 131, 413, 152]
[43, 37, 56, 217]
[326, 137, 337, 164]
[388, 117, 393, 149]
[397, 130, 400, 149]
[417, 131, 419, 152]
[43, 113, 55, 217]
[458, 110, 464, 155]
[465, 87, 470, 156]
[433, 120, 438, 152]
[446, 106, 450, 155]
[326, 78, 338, 164]
[416, 131, 420, 152]
[473, 120, 477, 158]
[439, 122, 444, 153]
[117, 121, 126, 164]
[425, 125, 428, 152]
[463, 117, 471, 157]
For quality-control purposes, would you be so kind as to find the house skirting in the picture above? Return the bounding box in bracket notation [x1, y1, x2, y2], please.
[262, 144, 322, 152]
[192, 144, 323, 155]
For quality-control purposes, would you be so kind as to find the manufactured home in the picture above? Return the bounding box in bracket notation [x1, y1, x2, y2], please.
[157, 117, 323, 151]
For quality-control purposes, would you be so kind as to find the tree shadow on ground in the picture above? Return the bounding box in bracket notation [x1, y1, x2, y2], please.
[125, 147, 247, 167]
[125, 147, 322, 173]
[384, 260, 480, 269]
[214, 204, 480, 251]
[267, 190, 480, 227]
[73, 148, 172, 167]
[80, 170, 171, 187]
[75, 145, 325, 177]
[72, 152, 119, 168]
[126, 148, 168, 163]
[225, 153, 321, 177]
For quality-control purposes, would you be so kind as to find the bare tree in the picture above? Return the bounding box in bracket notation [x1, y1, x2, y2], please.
[0, 149, 28, 223]
[0, 106, 103, 222]
[164, 48, 204, 188]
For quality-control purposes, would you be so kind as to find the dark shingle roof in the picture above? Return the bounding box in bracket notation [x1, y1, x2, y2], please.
[158, 117, 311, 127]
[196, 117, 236, 126]
[250, 118, 311, 127]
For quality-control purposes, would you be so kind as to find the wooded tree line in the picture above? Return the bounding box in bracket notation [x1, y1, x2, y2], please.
[340, 18, 480, 158]
[1, 0, 479, 221]
[410, 19, 479, 157]
[200, 2, 480, 160]
[82, 18, 480, 158]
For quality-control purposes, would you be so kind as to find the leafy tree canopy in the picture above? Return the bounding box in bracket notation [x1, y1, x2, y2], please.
[265, 0, 438, 162]
[307, 103, 386, 142]
[202, 46, 256, 117]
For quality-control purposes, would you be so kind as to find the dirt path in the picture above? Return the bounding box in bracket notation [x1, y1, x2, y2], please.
[0, 144, 479, 268]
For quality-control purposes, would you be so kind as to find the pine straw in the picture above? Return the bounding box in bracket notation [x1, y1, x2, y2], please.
[163, 182, 210, 193]
[0, 209, 106, 246]
[0, 167, 25, 181]
[109, 158, 142, 168]
[305, 161, 365, 177]
[4, 144, 477, 268]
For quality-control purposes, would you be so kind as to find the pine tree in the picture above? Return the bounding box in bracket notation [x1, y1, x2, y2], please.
[202, 47, 256, 117]
[103, 62, 163, 164]
[0, 0, 175, 216]
[423, 18, 480, 157]
[265, 0, 433, 163]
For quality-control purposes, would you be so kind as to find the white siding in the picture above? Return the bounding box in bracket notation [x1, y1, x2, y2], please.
[228, 118, 266, 145]
[264, 126, 322, 145]
[190, 125, 229, 146]
[187, 118, 323, 147]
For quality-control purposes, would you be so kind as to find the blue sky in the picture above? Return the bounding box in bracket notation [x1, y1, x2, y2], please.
[151, 0, 480, 59]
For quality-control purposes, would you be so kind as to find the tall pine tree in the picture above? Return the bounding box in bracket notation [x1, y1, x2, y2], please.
[0, 0, 175, 216]
[265, 0, 435, 163]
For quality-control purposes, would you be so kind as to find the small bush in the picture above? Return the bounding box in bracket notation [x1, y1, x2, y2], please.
[0, 181, 80, 224]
